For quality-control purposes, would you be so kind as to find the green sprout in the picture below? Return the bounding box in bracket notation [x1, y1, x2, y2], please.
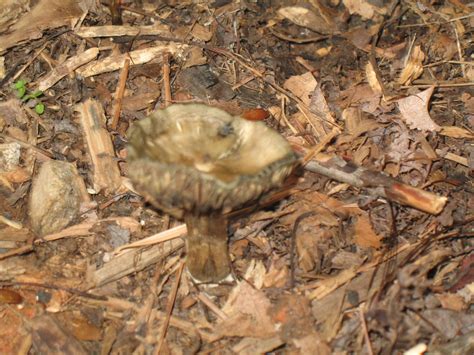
[13, 80, 45, 115]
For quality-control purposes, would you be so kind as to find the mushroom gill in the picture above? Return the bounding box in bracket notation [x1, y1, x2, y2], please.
[128, 103, 297, 283]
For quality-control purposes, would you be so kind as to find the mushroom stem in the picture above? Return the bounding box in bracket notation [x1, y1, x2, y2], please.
[184, 214, 230, 283]
[184, 213, 231, 283]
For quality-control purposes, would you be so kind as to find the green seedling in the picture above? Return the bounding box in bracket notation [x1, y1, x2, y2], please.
[13, 80, 45, 115]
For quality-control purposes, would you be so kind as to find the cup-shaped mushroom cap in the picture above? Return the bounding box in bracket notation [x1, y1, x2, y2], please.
[127, 104, 297, 217]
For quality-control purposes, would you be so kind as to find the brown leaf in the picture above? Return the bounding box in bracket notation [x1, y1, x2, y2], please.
[278, 6, 337, 35]
[219, 282, 275, 338]
[436, 293, 467, 311]
[0, 167, 31, 183]
[343, 0, 387, 19]
[397, 86, 441, 132]
[283, 72, 316, 106]
[0, 289, 23, 304]
[353, 213, 381, 248]
[191, 23, 213, 42]
[365, 61, 383, 95]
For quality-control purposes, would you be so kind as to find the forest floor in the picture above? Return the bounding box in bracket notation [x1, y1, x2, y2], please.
[0, 0, 473, 354]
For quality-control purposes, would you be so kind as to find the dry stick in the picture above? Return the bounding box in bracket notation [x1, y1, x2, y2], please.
[302, 128, 339, 165]
[0, 133, 53, 160]
[12, 42, 50, 82]
[162, 53, 172, 107]
[359, 306, 374, 355]
[401, 82, 474, 89]
[196, 293, 229, 320]
[451, 22, 466, 78]
[110, 58, 130, 130]
[154, 261, 185, 355]
[0, 245, 33, 261]
[304, 157, 446, 215]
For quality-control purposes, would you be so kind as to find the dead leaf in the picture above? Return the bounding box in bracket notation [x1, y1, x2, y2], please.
[353, 213, 381, 248]
[183, 47, 207, 68]
[342, 107, 383, 138]
[122, 93, 160, 111]
[365, 61, 383, 95]
[0, 0, 88, 52]
[0, 167, 31, 184]
[0, 289, 23, 304]
[398, 45, 425, 85]
[65, 312, 103, 341]
[30, 314, 88, 354]
[191, 23, 212, 42]
[219, 281, 275, 338]
[397, 86, 441, 132]
[278, 6, 337, 35]
[284, 72, 316, 106]
[436, 293, 467, 311]
[343, 0, 387, 19]
[263, 258, 289, 288]
[421, 309, 474, 339]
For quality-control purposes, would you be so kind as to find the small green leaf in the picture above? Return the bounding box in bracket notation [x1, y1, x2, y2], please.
[21, 93, 31, 101]
[16, 86, 26, 98]
[31, 90, 43, 98]
[14, 80, 26, 90]
[35, 103, 45, 115]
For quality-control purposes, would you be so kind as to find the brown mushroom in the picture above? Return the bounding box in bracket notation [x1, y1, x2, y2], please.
[127, 103, 297, 283]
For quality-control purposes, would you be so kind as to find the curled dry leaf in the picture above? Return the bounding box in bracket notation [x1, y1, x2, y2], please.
[365, 61, 383, 95]
[398, 45, 425, 85]
[343, 0, 387, 20]
[397, 86, 441, 132]
[278, 5, 338, 35]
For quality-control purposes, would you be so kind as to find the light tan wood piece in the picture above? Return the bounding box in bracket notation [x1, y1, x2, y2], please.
[76, 99, 122, 194]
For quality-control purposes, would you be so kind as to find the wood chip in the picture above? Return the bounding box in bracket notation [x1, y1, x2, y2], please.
[76, 44, 187, 78]
[75, 99, 122, 194]
[36, 48, 99, 91]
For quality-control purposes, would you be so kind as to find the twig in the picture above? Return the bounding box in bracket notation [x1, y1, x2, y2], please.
[110, 58, 130, 130]
[303, 156, 447, 215]
[0, 133, 53, 160]
[359, 305, 374, 355]
[401, 81, 474, 88]
[162, 53, 172, 107]
[12, 42, 50, 82]
[268, 27, 332, 43]
[452, 22, 466, 78]
[154, 261, 185, 355]
[0, 244, 33, 261]
[302, 128, 339, 165]
[196, 293, 229, 320]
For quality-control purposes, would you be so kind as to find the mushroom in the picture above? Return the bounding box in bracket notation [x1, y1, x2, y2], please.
[127, 103, 297, 283]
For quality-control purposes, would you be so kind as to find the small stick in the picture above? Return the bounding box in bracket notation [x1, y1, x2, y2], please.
[359, 305, 374, 355]
[302, 128, 339, 165]
[162, 53, 172, 107]
[110, 58, 130, 130]
[196, 293, 229, 320]
[12, 42, 50, 82]
[154, 261, 185, 355]
[303, 156, 447, 215]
